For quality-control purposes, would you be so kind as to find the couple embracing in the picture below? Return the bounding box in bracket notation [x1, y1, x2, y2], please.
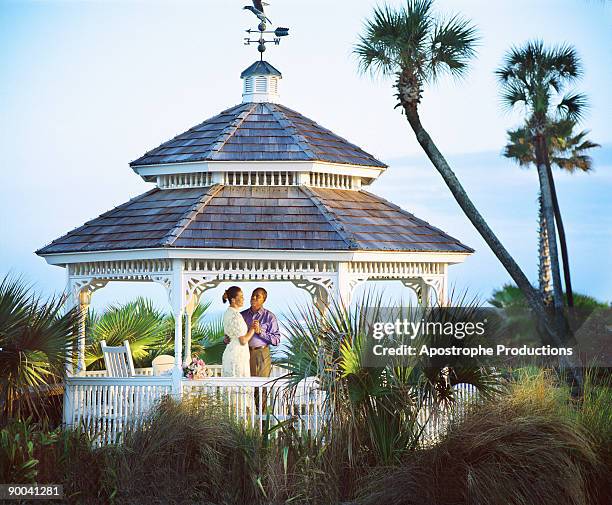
[221, 286, 281, 378]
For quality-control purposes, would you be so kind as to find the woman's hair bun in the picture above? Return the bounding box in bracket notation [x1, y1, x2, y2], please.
[222, 286, 241, 304]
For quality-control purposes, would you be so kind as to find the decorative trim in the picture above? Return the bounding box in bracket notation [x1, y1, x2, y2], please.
[308, 172, 357, 190]
[401, 279, 424, 304]
[290, 276, 335, 312]
[348, 261, 445, 277]
[157, 173, 214, 188]
[223, 171, 299, 186]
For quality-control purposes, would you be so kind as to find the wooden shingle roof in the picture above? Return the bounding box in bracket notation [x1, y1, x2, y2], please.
[129, 103, 387, 168]
[37, 186, 473, 255]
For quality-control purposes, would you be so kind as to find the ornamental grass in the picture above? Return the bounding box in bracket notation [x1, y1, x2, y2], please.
[354, 370, 608, 505]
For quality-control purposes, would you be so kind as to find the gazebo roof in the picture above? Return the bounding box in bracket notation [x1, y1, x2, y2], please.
[36, 186, 473, 255]
[129, 102, 387, 169]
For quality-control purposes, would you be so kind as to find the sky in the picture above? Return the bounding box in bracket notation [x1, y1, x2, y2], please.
[0, 0, 610, 320]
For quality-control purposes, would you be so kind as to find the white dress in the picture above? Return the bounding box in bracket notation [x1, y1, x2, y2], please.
[222, 307, 251, 377]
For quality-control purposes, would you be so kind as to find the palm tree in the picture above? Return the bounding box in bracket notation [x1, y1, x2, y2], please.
[504, 119, 599, 306]
[0, 276, 78, 425]
[85, 298, 166, 370]
[497, 41, 587, 320]
[85, 298, 225, 370]
[353, 2, 567, 360]
[281, 292, 501, 466]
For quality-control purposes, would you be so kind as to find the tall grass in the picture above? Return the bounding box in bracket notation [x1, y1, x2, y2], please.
[10, 369, 610, 504]
[354, 369, 607, 505]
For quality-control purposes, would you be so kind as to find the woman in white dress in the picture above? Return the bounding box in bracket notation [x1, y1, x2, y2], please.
[221, 286, 255, 377]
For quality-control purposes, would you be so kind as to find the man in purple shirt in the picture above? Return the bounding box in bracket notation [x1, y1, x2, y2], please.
[241, 287, 280, 378]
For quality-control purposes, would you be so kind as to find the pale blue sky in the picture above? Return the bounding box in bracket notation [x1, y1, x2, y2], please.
[0, 0, 610, 318]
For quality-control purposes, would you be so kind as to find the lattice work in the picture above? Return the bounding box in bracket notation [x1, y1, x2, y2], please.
[401, 279, 424, 304]
[69, 260, 172, 279]
[291, 277, 335, 312]
[348, 261, 444, 277]
[183, 259, 337, 277]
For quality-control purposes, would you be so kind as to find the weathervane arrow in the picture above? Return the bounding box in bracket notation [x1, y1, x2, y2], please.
[242, 1, 290, 59]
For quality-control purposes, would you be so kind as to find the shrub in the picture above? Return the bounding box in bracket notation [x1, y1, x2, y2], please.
[354, 371, 602, 505]
[105, 396, 261, 505]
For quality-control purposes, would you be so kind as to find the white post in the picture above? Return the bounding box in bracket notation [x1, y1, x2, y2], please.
[184, 312, 192, 366]
[421, 281, 431, 308]
[170, 259, 185, 399]
[64, 270, 77, 376]
[76, 290, 91, 375]
[335, 262, 352, 307]
[441, 264, 449, 307]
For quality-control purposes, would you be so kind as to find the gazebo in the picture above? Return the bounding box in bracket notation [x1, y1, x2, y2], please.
[37, 57, 472, 441]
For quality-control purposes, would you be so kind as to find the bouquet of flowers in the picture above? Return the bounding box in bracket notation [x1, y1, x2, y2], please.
[183, 356, 210, 380]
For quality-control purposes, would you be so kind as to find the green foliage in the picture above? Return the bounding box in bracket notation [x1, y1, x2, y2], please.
[490, 283, 608, 311]
[85, 298, 225, 370]
[105, 396, 261, 504]
[497, 40, 585, 124]
[0, 418, 39, 483]
[86, 298, 166, 370]
[11, 369, 610, 504]
[0, 275, 78, 424]
[281, 292, 501, 470]
[354, 369, 604, 505]
[504, 118, 600, 173]
[354, 0, 479, 85]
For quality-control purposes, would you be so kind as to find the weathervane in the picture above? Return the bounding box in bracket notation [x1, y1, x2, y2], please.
[243, 1, 290, 60]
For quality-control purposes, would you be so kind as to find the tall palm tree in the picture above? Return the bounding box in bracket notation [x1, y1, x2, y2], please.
[504, 119, 599, 306]
[496, 41, 587, 320]
[0, 276, 78, 424]
[353, 2, 566, 356]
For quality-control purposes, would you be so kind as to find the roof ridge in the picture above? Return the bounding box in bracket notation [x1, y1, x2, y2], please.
[129, 103, 248, 166]
[359, 189, 474, 253]
[273, 104, 388, 168]
[300, 186, 359, 250]
[265, 103, 318, 160]
[36, 187, 160, 255]
[208, 103, 259, 160]
[160, 185, 224, 247]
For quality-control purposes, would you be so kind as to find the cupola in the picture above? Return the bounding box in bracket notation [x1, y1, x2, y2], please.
[241, 60, 282, 103]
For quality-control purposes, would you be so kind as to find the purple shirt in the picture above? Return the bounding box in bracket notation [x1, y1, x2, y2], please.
[241, 307, 281, 348]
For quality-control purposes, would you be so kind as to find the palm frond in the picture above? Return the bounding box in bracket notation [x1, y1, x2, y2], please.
[428, 14, 479, 81]
[0, 275, 78, 424]
[85, 297, 165, 369]
[354, 0, 477, 92]
[556, 92, 588, 122]
[496, 40, 585, 125]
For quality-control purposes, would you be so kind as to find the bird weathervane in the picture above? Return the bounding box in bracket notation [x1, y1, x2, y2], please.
[243, 1, 290, 60]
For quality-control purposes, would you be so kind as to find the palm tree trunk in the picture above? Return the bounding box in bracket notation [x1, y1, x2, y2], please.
[402, 103, 582, 386]
[538, 192, 553, 305]
[533, 135, 565, 317]
[545, 158, 575, 308]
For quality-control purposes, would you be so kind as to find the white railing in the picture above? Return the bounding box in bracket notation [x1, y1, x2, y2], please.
[63, 374, 321, 446]
[63, 376, 173, 445]
[82, 368, 154, 377]
[64, 373, 477, 447]
[182, 376, 324, 434]
[82, 365, 285, 378]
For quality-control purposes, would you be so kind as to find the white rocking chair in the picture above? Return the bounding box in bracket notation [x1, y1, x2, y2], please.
[100, 340, 135, 377]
